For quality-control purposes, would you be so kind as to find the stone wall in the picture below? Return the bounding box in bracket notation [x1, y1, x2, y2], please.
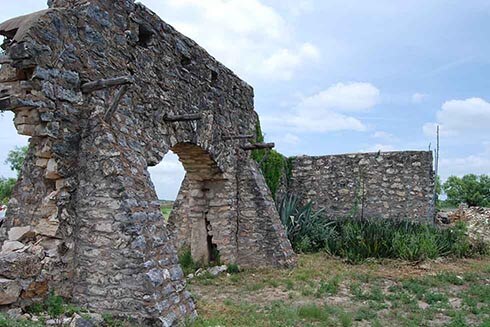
[288, 151, 435, 222]
[0, 0, 295, 324]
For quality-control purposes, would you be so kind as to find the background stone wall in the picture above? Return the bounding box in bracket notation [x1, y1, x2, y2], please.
[288, 151, 435, 222]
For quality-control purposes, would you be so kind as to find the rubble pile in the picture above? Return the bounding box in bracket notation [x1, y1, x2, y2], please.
[437, 205, 490, 244]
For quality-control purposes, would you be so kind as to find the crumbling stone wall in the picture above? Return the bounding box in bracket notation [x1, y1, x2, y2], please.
[0, 0, 295, 324]
[288, 151, 435, 222]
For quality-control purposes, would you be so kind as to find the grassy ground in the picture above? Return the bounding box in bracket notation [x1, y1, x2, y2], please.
[160, 200, 174, 221]
[187, 253, 490, 327]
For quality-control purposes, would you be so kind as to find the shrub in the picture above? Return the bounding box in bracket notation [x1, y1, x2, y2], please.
[277, 194, 335, 252]
[277, 193, 487, 262]
[251, 121, 290, 198]
[178, 247, 198, 276]
[227, 263, 240, 274]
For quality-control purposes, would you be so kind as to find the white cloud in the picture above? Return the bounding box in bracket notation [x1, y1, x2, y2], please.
[261, 43, 320, 80]
[148, 151, 186, 200]
[284, 0, 314, 16]
[283, 133, 300, 145]
[300, 82, 380, 113]
[439, 149, 490, 181]
[142, 0, 320, 81]
[423, 97, 490, 139]
[372, 131, 395, 140]
[263, 82, 380, 133]
[412, 92, 428, 104]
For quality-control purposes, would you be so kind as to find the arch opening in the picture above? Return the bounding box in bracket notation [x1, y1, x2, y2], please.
[149, 143, 226, 266]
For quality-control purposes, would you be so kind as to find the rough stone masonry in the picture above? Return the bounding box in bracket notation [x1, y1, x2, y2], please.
[287, 151, 435, 222]
[0, 0, 295, 324]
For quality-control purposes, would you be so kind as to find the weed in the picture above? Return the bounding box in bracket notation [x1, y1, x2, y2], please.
[178, 247, 198, 276]
[424, 292, 449, 306]
[338, 310, 353, 327]
[226, 264, 240, 274]
[316, 275, 341, 297]
[354, 307, 377, 321]
[297, 304, 330, 322]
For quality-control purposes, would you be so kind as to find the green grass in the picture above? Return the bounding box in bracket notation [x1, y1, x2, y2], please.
[160, 204, 173, 221]
[187, 254, 490, 327]
[2, 254, 489, 327]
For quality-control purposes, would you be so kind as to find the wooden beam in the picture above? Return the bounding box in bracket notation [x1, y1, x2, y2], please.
[81, 76, 133, 93]
[223, 134, 254, 141]
[103, 84, 129, 122]
[0, 96, 11, 110]
[0, 55, 12, 65]
[241, 142, 275, 151]
[163, 113, 202, 122]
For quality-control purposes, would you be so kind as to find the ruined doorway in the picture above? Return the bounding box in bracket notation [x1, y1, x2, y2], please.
[148, 150, 185, 221]
[150, 143, 225, 265]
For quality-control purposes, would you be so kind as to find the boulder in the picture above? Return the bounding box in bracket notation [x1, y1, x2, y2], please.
[1, 240, 25, 253]
[0, 252, 42, 279]
[8, 226, 35, 241]
[207, 265, 227, 277]
[0, 278, 21, 305]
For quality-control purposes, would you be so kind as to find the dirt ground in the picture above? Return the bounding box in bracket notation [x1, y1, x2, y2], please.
[188, 253, 490, 326]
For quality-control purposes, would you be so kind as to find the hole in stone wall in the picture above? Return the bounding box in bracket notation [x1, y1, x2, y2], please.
[181, 56, 191, 66]
[149, 143, 224, 265]
[137, 24, 153, 48]
[148, 150, 186, 221]
[210, 70, 218, 84]
[16, 67, 35, 81]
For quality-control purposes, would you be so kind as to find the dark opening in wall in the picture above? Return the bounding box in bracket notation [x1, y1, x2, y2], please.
[137, 24, 153, 48]
[181, 56, 191, 66]
[16, 67, 34, 81]
[205, 217, 220, 264]
[210, 70, 218, 84]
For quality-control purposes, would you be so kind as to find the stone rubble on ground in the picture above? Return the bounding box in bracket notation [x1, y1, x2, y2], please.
[436, 205, 490, 244]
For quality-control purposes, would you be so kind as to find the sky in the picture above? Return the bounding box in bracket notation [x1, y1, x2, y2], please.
[1, 0, 489, 200]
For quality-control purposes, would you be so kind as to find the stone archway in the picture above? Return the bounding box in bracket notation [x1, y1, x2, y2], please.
[0, 0, 295, 324]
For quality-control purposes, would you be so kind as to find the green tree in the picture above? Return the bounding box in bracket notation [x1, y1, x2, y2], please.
[5, 146, 28, 175]
[0, 145, 28, 205]
[443, 174, 490, 207]
[0, 178, 16, 205]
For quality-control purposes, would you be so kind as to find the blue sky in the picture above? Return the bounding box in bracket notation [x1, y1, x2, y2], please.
[1, 0, 489, 199]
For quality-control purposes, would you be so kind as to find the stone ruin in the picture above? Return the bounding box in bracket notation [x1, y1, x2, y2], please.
[284, 151, 435, 222]
[0, 0, 295, 324]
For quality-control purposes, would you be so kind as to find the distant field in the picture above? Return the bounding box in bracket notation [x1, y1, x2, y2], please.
[160, 200, 174, 221]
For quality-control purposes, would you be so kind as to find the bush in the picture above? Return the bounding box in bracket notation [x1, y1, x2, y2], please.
[443, 174, 490, 207]
[178, 247, 198, 276]
[251, 121, 290, 198]
[277, 193, 487, 262]
[0, 177, 16, 205]
[227, 263, 240, 274]
[277, 194, 335, 252]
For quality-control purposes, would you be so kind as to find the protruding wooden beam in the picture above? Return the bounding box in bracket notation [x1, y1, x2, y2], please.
[0, 96, 12, 110]
[103, 84, 129, 122]
[81, 76, 134, 93]
[163, 113, 202, 122]
[0, 55, 12, 65]
[241, 142, 275, 151]
[223, 134, 254, 141]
